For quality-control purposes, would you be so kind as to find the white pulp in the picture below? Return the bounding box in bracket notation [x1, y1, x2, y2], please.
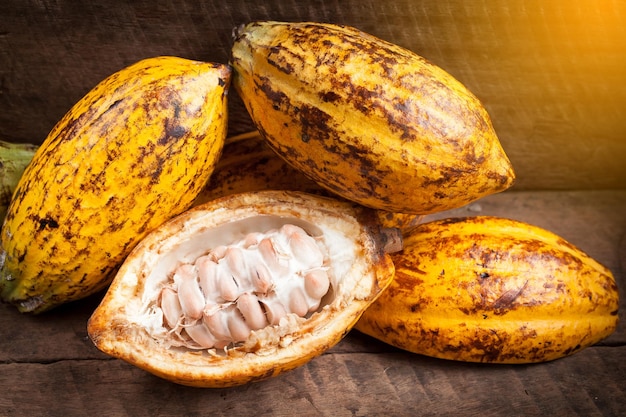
[148, 223, 332, 350]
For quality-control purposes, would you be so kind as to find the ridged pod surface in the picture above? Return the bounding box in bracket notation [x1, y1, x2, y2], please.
[355, 216, 620, 363]
[231, 21, 515, 214]
[193, 131, 325, 205]
[194, 130, 424, 232]
[88, 190, 398, 387]
[0, 56, 231, 313]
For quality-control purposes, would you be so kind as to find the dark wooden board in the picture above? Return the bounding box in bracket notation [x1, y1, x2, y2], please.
[1, 189, 625, 416]
[1, 1, 625, 414]
[1, 0, 626, 190]
[1, 346, 625, 417]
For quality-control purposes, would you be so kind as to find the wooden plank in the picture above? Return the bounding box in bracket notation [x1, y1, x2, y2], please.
[0, 345, 624, 416]
[1, 0, 625, 189]
[0, 293, 107, 363]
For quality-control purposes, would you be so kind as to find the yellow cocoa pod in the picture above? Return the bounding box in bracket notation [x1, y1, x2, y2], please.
[231, 21, 515, 214]
[193, 130, 424, 231]
[355, 216, 620, 364]
[193, 130, 325, 205]
[87, 190, 399, 387]
[0, 56, 230, 313]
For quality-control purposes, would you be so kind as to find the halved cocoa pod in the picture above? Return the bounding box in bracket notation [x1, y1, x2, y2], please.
[88, 190, 399, 387]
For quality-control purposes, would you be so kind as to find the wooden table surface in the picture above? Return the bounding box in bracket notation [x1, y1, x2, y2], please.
[1, 189, 624, 417]
[1, 1, 625, 415]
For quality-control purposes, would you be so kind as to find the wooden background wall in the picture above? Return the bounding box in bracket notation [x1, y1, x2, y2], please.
[1, 0, 625, 190]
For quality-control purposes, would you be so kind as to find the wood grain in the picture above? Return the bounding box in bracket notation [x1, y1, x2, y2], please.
[1, 0, 625, 189]
[1, 189, 624, 416]
[1, 1, 625, 414]
[1, 347, 624, 417]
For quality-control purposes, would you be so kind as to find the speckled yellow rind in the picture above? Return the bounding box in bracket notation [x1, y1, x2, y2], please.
[231, 21, 515, 214]
[193, 130, 423, 232]
[355, 216, 620, 363]
[0, 56, 231, 313]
